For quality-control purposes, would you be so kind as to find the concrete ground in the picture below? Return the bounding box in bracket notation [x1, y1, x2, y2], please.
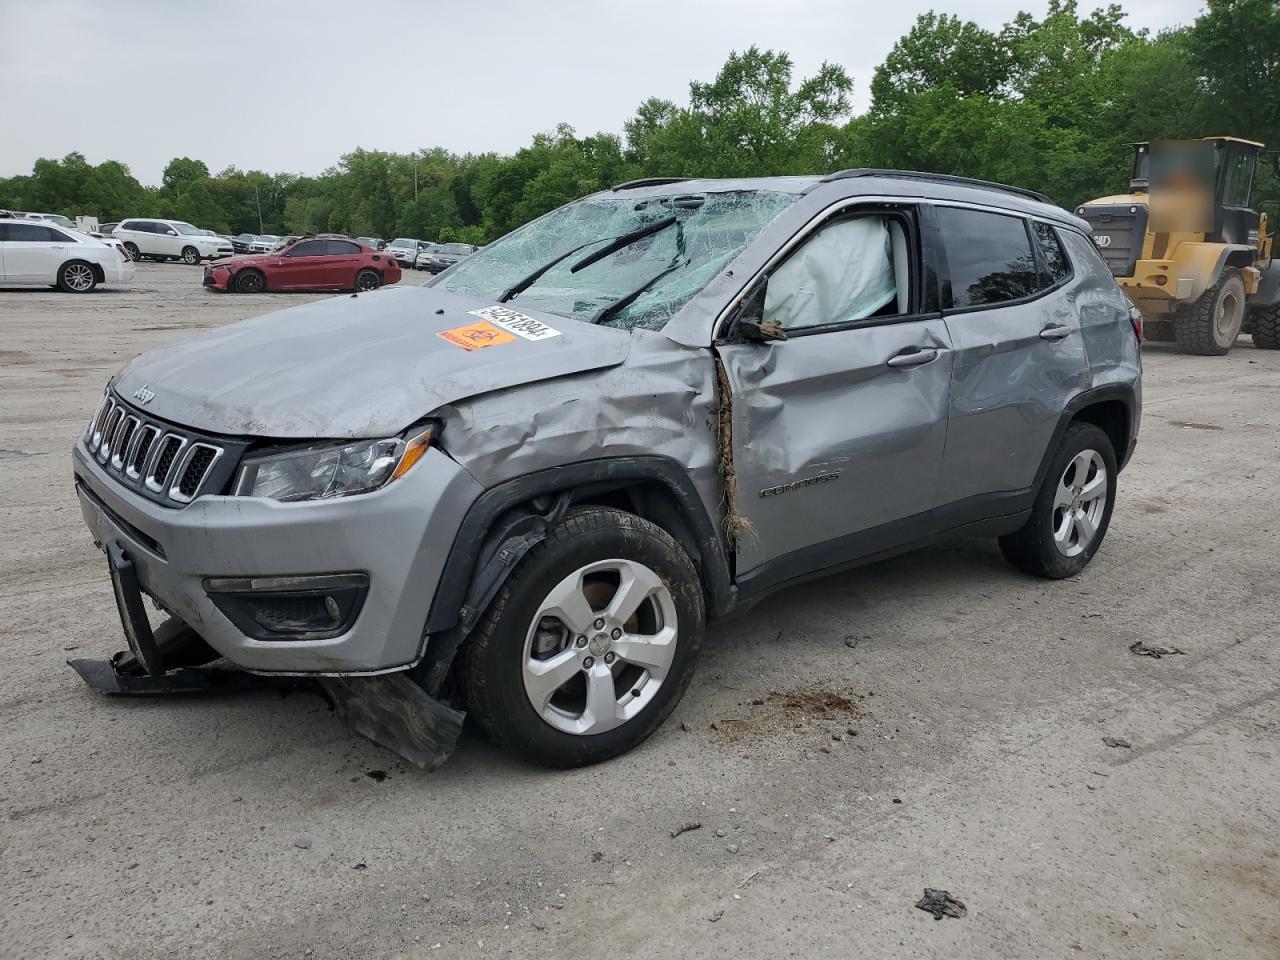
[1, 263, 1277, 960]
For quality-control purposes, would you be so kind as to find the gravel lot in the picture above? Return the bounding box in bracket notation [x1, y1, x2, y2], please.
[2, 262, 1278, 959]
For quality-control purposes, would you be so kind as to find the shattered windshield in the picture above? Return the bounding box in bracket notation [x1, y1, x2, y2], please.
[432, 190, 797, 330]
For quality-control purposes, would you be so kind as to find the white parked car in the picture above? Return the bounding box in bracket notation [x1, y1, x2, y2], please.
[113, 219, 234, 264]
[0, 219, 135, 292]
[21, 212, 77, 230]
[248, 234, 281, 254]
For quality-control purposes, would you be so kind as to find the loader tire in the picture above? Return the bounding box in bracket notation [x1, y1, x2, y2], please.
[1249, 303, 1280, 350]
[1173, 269, 1245, 356]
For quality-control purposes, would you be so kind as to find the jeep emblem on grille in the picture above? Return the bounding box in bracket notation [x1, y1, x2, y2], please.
[1093, 234, 1112, 248]
[133, 385, 156, 405]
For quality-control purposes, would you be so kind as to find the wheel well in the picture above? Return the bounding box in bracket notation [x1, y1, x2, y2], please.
[237, 267, 266, 288]
[1071, 400, 1129, 467]
[572, 481, 706, 583]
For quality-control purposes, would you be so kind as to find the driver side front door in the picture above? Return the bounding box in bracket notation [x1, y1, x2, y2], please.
[714, 204, 954, 592]
[273, 239, 329, 289]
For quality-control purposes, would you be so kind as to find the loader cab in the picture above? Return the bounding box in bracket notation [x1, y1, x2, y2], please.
[1132, 138, 1263, 246]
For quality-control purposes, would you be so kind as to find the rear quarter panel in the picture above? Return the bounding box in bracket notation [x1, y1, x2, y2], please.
[1060, 228, 1143, 407]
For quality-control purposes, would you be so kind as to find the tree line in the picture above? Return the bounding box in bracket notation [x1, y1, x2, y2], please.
[2, 0, 1276, 244]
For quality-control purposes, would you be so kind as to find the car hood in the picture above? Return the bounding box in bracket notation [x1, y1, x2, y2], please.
[111, 285, 632, 439]
[211, 252, 273, 267]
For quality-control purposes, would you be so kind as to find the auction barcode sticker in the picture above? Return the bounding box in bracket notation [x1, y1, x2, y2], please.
[468, 305, 562, 341]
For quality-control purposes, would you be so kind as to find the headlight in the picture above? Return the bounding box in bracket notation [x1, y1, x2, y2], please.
[233, 426, 434, 501]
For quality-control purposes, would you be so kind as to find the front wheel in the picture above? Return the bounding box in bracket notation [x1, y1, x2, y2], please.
[123, 242, 140, 262]
[354, 268, 381, 292]
[234, 269, 265, 293]
[181, 246, 200, 265]
[1173, 269, 1245, 355]
[463, 506, 704, 768]
[57, 260, 97, 293]
[999, 422, 1118, 579]
[1249, 303, 1280, 350]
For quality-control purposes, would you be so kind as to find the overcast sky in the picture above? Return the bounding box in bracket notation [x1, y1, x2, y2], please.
[1, 0, 1205, 186]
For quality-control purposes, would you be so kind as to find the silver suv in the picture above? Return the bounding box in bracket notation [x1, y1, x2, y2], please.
[72, 171, 1141, 768]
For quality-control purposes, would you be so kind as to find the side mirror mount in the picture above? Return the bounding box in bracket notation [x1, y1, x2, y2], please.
[732, 284, 787, 342]
[167, 229, 178, 236]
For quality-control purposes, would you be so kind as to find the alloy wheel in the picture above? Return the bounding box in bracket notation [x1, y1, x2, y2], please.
[63, 263, 94, 292]
[522, 558, 678, 735]
[1052, 448, 1107, 558]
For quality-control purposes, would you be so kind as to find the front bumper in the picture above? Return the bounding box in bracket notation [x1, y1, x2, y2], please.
[203, 264, 231, 290]
[72, 440, 483, 674]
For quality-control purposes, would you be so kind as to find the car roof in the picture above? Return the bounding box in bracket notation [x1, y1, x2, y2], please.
[599, 169, 1085, 230]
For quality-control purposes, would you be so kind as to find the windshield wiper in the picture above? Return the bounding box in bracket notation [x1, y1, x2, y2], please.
[497, 214, 680, 303]
[590, 263, 681, 326]
[568, 215, 678, 274]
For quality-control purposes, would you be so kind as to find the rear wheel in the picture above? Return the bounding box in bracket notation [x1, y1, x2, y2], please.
[123, 242, 140, 262]
[57, 260, 97, 293]
[181, 246, 200, 265]
[999, 422, 1117, 579]
[355, 268, 381, 292]
[234, 269, 265, 293]
[1249, 303, 1280, 350]
[1173, 269, 1245, 355]
[464, 506, 704, 768]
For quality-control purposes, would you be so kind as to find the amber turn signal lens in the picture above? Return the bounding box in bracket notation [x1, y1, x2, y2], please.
[390, 428, 433, 482]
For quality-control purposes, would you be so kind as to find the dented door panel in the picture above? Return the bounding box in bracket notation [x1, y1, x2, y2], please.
[717, 318, 954, 576]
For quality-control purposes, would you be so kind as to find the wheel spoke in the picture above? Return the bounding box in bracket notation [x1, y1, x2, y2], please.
[1054, 477, 1074, 509]
[581, 664, 623, 733]
[612, 625, 677, 677]
[538, 573, 596, 636]
[1074, 508, 1098, 546]
[1053, 509, 1074, 545]
[523, 648, 579, 710]
[605, 563, 663, 625]
[1078, 467, 1106, 503]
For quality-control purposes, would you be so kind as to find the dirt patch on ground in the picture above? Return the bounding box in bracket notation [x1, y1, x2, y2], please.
[708, 684, 865, 745]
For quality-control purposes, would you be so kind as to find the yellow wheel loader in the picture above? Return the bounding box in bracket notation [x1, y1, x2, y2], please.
[1077, 137, 1279, 355]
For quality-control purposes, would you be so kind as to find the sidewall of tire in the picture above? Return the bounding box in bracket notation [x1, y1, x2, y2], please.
[235, 269, 265, 293]
[58, 260, 97, 293]
[1000, 422, 1118, 579]
[465, 507, 704, 768]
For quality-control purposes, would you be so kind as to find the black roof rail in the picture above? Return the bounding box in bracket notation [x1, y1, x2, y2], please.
[611, 177, 694, 192]
[819, 168, 1052, 204]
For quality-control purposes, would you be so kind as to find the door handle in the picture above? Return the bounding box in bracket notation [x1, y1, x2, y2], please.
[886, 348, 939, 368]
[1039, 324, 1072, 341]
[50, 245, 66, 251]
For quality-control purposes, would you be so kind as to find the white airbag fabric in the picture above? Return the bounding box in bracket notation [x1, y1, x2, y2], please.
[765, 217, 897, 330]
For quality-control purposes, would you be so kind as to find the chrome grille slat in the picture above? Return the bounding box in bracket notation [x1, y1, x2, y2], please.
[127, 425, 160, 480]
[169, 443, 223, 504]
[110, 416, 139, 470]
[84, 394, 228, 506]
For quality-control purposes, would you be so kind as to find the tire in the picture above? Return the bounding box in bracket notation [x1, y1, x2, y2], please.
[999, 422, 1118, 579]
[123, 242, 140, 262]
[234, 269, 266, 293]
[354, 268, 381, 292]
[181, 246, 200, 265]
[57, 260, 97, 293]
[1249, 303, 1280, 350]
[1143, 318, 1174, 342]
[1173, 268, 1246, 355]
[463, 505, 704, 768]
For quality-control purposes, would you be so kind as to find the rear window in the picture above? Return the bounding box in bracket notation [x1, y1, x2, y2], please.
[936, 207, 1039, 308]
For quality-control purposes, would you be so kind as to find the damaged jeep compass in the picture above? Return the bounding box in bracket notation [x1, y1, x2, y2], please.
[72, 170, 1141, 768]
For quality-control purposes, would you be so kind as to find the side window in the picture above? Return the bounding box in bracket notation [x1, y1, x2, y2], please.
[327, 240, 361, 255]
[287, 240, 326, 257]
[7, 223, 61, 242]
[936, 207, 1038, 308]
[762, 215, 909, 332]
[1031, 221, 1071, 285]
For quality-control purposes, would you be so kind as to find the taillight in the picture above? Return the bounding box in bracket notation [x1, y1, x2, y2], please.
[116, 243, 129, 261]
[1128, 305, 1144, 342]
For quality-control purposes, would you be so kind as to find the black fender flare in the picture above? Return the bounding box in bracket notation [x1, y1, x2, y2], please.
[416, 456, 732, 695]
[1030, 384, 1140, 495]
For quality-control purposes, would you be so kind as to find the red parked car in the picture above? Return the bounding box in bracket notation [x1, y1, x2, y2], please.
[203, 235, 401, 293]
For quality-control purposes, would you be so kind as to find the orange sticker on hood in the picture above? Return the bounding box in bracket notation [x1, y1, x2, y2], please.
[436, 321, 517, 351]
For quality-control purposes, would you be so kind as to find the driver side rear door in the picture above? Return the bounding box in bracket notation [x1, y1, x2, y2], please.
[714, 203, 954, 591]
